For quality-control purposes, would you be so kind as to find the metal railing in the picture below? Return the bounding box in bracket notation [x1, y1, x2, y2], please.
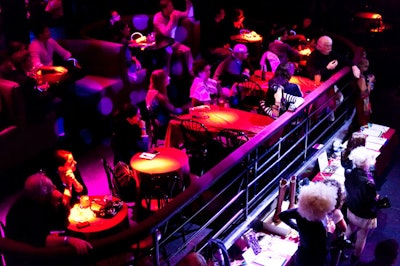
[0, 39, 361, 266]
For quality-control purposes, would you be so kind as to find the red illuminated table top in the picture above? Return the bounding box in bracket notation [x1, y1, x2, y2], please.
[40, 66, 69, 85]
[67, 195, 128, 237]
[130, 147, 189, 175]
[164, 106, 274, 148]
[251, 70, 317, 96]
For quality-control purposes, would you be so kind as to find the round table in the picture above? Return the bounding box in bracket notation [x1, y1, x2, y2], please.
[67, 195, 129, 239]
[130, 147, 189, 175]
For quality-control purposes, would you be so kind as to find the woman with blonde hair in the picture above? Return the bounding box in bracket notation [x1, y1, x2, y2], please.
[279, 181, 337, 265]
[344, 146, 378, 265]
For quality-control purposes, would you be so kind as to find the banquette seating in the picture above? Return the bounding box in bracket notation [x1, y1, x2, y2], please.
[0, 78, 57, 174]
[79, 14, 201, 73]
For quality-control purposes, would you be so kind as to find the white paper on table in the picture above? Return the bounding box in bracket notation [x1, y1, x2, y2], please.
[369, 124, 389, 133]
[139, 152, 156, 160]
[361, 128, 382, 137]
[366, 136, 387, 145]
[365, 141, 383, 152]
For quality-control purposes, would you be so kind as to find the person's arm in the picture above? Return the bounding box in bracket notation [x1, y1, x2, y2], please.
[29, 41, 43, 69]
[159, 94, 183, 115]
[278, 208, 299, 231]
[49, 38, 72, 61]
[283, 92, 304, 110]
[46, 235, 93, 255]
[260, 100, 278, 119]
[153, 12, 179, 37]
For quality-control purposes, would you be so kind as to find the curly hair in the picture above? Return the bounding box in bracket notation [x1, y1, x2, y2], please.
[348, 146, 373, 170]
[297, 182, 337, 221]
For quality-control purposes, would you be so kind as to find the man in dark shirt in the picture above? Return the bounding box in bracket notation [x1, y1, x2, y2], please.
[213, 44, 253, 89]
[306, 35, 360, 81]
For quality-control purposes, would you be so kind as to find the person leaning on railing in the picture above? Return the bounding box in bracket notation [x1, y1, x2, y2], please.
[259, 84, 304, 119]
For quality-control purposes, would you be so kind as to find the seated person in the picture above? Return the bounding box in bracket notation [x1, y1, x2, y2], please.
[225, 8, 247, 36]
[153, 0, 194, 76]
[46, 150, 88, 206]
[190, 59, 218, 106]
[109, 20, 142, 84]
[267, 39, 300, 65]
[213, 44, 253, 98]
[29, 23, 78, 69]
[268, 62, 303, 97]
[203, 6, 231, 60]
[111, 103, 149, 165]
[146, 69, 185, 137]
[5, 172, 92, 265]
[259, 84, 304, 119]
[306, 35, 360, 81]
[0, 48, 55, 123]
[356, 238, 399, 266]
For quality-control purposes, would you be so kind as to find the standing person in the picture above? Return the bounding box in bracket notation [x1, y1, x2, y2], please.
[5, 172, 92, 265]
[28, 23, 77, 69]
[189, 59, 218, 106]
[354, 58, 375, 128]
[146, 69, 185, 138]
[111, 103, 149, 165]
[47, 150, 88, 206]
[279, 182, 337, 266]
[344, 146, 378, 265]
[306, 35, 360, 81]
[153, 0, 194, 76]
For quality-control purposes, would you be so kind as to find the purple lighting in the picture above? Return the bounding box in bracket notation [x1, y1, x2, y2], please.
[98, 97, 113, 116]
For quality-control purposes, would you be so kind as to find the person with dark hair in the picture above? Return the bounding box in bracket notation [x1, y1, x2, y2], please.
[341, 132, 367, 171]
[28, 23, 75, 69]
[46, 150, 88, 206]
[268, 62, 303, 97]
[189, 59, 218, 106]
[267, 39, 301, 65]
[279, 182, 337, 265]
[354, 58, 375, 128]
[5, 172, 92, 265]
[356, 238, 399, 266]
[109, 20, 142, 83]
[111, 103, 149, 165]
[344, 146, 378, 265]
[203, 6, 231, 60]
[259, 83, 304, 119]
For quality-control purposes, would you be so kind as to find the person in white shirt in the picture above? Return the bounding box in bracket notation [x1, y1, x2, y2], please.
[153, 0, 193, 76]
[28, 23, 73, 69]
[190, 59, 218, 106]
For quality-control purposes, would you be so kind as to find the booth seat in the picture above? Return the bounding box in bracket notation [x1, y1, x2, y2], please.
[80, 14, 201, 66]
[0, 78, 57, 174]
[58, 39, 148, 108]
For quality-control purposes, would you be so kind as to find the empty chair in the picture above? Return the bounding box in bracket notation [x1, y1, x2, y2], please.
[180, 119, 212, 176]
[216, 129, 249, 158]
[236, 81, 264, 112]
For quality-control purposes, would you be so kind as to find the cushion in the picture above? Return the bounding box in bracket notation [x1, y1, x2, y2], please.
[75, 75, 123, 97]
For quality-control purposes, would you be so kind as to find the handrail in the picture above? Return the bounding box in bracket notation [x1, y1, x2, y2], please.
[0, 37, 362, 265]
